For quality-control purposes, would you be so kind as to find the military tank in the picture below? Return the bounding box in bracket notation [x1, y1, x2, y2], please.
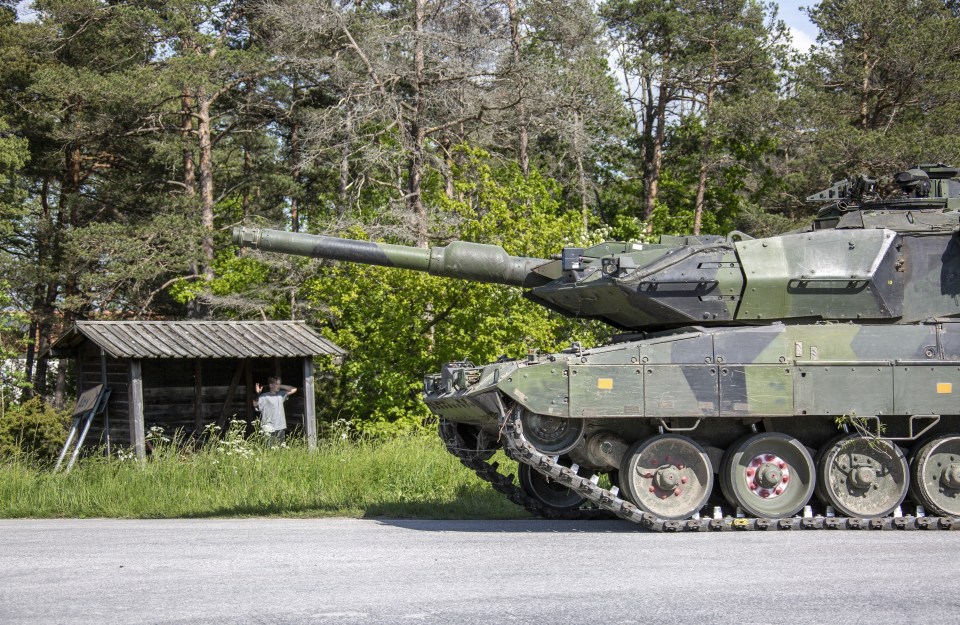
[233, 163, 960, 531]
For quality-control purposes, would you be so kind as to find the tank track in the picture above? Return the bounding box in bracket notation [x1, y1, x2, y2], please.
[438, 418, 611, 520]
[443, 411, 960, 532]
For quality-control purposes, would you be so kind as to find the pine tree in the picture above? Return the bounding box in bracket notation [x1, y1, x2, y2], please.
[796, 0, 960, 176]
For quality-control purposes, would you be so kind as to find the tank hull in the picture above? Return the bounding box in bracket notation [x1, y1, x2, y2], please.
[428, 322, 960, 523]
[427, 322, 960, 433]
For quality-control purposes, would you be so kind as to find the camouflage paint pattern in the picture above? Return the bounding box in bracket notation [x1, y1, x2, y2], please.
[427, 321, 960, 429]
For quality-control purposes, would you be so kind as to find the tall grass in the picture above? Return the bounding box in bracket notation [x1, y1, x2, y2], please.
[0, 424, 528, 519]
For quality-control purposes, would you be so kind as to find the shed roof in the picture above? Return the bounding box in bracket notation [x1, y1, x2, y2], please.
[48, 321, 345, 359]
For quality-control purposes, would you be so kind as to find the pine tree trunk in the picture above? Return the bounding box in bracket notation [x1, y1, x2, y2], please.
[241, 144, 252, 220]
[643, 81, 669, 223]
[507, 0, 528, 177]
[572, 110, 589, 234]
[24, 179, 53, 398]
[46, 141, 83, 405]
[197, 89, 215, 285]
[692, 158, 709, 236]
[337, 108, 352, 217]
[409, 0, 428, 248]
[288, 74, 302, 231]
[860, 46, 871, 129]
[181, 92, 203, 287]
[442, 135, 455, 200]
[290, 117, 301, 231]
[692, 58, 718, 236]
[22, 317, 37, 397]
[181, 93, 196, 196]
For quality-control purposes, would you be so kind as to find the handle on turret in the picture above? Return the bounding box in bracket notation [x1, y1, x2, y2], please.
[232, 226, 551, 288]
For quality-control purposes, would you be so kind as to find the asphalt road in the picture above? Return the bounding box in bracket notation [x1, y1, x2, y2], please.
[1, 518, 958, 625]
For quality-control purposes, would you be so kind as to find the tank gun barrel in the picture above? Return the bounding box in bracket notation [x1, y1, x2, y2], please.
[232, 226, 551, 288]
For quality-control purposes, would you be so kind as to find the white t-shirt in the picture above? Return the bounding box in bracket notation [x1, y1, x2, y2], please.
[257, 390, 289, 432]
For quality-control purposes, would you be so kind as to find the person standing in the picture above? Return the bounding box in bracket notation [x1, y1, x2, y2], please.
[254, 377, 297, 446]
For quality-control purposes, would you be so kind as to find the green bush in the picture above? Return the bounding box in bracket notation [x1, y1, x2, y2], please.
[0, 398, 71, 463]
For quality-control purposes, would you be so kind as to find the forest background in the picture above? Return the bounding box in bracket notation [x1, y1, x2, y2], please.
[1, 0, 959, 437]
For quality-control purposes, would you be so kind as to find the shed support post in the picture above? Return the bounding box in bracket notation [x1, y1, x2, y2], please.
[194, 359, 203, 432]
[129, 358, 146, 460]
[218, 359, 245, 430]
[303, 357, 317, 450]
[244, 359, 254, 424]
[101, 348, 111, 456]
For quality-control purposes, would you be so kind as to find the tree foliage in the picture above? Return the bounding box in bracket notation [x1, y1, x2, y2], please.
[1, 0, 960, 431]
[785, 0, 960, 189]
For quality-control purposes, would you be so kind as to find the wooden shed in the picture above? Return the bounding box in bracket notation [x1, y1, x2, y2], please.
[48, 320, 345, 458]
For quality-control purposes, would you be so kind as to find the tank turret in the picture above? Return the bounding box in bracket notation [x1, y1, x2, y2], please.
[236, 163, 960, 331]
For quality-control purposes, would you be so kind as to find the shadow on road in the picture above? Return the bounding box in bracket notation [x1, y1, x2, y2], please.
[372, 518, 640, 533]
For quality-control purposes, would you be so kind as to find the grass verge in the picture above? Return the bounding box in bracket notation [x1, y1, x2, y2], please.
[0, 428, 529, 520]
